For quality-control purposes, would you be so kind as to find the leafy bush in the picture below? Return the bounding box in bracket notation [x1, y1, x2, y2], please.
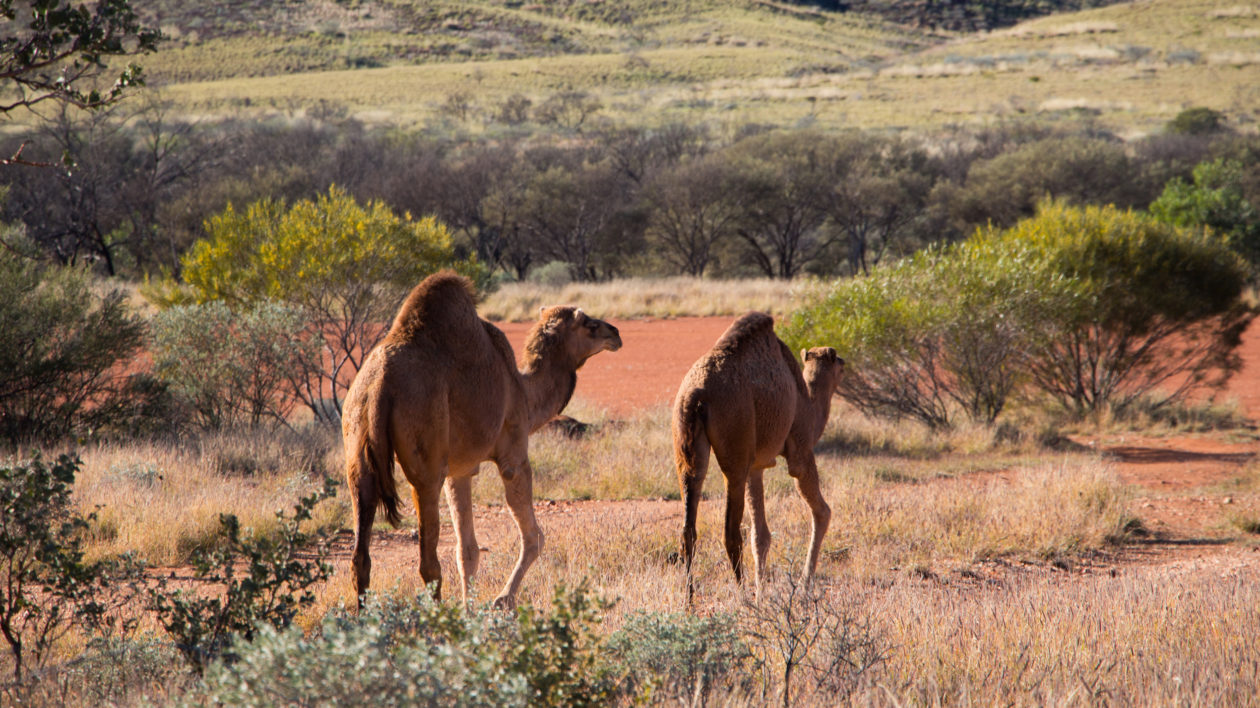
[0, 455, 143, 682]
[168, 185, 486, 421]
[1000, 202, 1251, 414]
[781, 238, 1070, 427]
[604, 610, 754, 703]
[783, 202, 1251, 424]
[0, 251, 161, 446]
[150, 300, 318, 430]
[148, 479, 338, 674]
[1150, 158, 1260, 269]
[1167, 107, 1226, 135]
[189, 583, 613, 707]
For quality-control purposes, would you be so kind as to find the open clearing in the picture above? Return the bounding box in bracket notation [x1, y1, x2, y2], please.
[324, 314, 1260, 609]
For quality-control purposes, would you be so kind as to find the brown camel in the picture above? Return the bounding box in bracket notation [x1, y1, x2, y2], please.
[341, 271, 621, 608]
[672, 312, 844, 599]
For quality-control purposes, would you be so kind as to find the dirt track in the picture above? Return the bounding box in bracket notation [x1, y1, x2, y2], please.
[333, 315, 1260, 594]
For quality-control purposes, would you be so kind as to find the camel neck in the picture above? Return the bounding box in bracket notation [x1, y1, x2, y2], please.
[519, 356, 579, 433]
[803, 376, 835, 443]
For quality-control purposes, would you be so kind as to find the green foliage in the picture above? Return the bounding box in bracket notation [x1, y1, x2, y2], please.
[1166, 107, 1226, 135]
[0, 0, 160, 117]
[0, 454, 143, 682]
[148, 478, 338, 674]
[604, 610, 754, 703]
[942, 136, 1142, 230]
[506, 581, 614, 706]
[1150, 158, 1260, 268]
[781, 239, 1069, 427]
[149, 300, 319, 430]
[174, 185, 486, 420]
[783, 202, 1251, 424]
[0, 250, 161, 446]
[190, 583, 614, 707]
[982, 202, 1249, 414]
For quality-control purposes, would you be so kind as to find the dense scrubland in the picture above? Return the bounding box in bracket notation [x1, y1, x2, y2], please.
[4, 0, 1260, 704]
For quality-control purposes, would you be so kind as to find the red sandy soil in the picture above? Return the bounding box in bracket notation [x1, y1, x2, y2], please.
[331, 315, 1260, 590]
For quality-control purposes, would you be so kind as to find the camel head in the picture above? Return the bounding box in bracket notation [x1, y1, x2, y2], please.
[801, 346, 845, 397]
[527, 305, 622, 370]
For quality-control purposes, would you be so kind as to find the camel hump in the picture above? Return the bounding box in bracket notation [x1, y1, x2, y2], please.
[711, 312, 777, 356]
[387, 270, 480, 342]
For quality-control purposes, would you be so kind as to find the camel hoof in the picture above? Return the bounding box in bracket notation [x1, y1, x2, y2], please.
[492, 594, 516, 611]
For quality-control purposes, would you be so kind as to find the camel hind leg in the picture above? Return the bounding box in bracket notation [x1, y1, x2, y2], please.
[746, 468, 772, 599]
[787, 451, 831, 581]
[675, 422, 710, 605]
[350, 471, 379, 602]
[394, 439, 448, 600]
[444, 472, 480, 605]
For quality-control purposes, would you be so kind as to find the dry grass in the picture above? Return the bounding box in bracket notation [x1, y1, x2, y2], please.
[73, 427, 346, 566]
[478, 276, 819, 322]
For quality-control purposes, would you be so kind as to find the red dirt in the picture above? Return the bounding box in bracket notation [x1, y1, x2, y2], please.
[495, 316, 737, 416]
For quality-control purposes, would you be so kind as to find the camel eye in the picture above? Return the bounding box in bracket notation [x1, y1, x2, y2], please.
[585, 321, 600, 332]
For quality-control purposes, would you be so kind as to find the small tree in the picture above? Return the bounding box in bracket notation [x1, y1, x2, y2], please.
[641, 155, 742, 276]
[0, 245, 155, 446]
[148, 479, 337, 675]
[149, 300, 318, 430]
[1166, 107, 1226, 136]
[780, 241, 1068, 428]
[0, 0, 159, 116]
[173, 186, 484, 421]
[1005, 202, 1252, 415]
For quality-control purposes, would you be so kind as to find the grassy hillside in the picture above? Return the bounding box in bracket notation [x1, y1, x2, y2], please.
[125, 0, 1260, 137]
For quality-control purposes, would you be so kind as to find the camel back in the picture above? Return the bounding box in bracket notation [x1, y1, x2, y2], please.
[709, 311, 807, 391]
[386, 271, 482, 345]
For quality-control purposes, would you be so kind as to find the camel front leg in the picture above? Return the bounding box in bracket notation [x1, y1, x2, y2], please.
[746, 469, 772, 600]
[788, 453, 831, 581]
[444, 472, 480, 606]
[494, 456, 544, 610]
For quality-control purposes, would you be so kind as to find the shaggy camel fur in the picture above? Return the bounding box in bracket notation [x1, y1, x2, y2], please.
[672, 312, 844, 599]
[342, 271, 621, 608]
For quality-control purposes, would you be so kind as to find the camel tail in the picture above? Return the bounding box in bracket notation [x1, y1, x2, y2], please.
[353, 398, 403, 528]
[673, 389, 709, 484]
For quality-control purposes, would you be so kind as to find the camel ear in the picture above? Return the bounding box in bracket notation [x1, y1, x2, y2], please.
[801, 348, 811, 362]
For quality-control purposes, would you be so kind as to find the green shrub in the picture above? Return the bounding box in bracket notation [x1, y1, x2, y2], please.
[780, 238, 1070, 427]
[168, 185, 486, 421]
[604, 610, 754, 703]
[148, 479, 337, 674]
[1001, 202, 1251, 414]
[0, 455, 144, 682]
[1167, 107, 1226, 136]
[189, 583, 613, 707]
[783, 202, 1250, 425]
[0, 252, 161, 446]
[1150, 158, 1260, 269]
[150, 300, 318, 430]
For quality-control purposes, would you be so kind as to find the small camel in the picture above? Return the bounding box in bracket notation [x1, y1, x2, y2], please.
[672, 312, 844, 599]
[341, 271, 621, 608]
